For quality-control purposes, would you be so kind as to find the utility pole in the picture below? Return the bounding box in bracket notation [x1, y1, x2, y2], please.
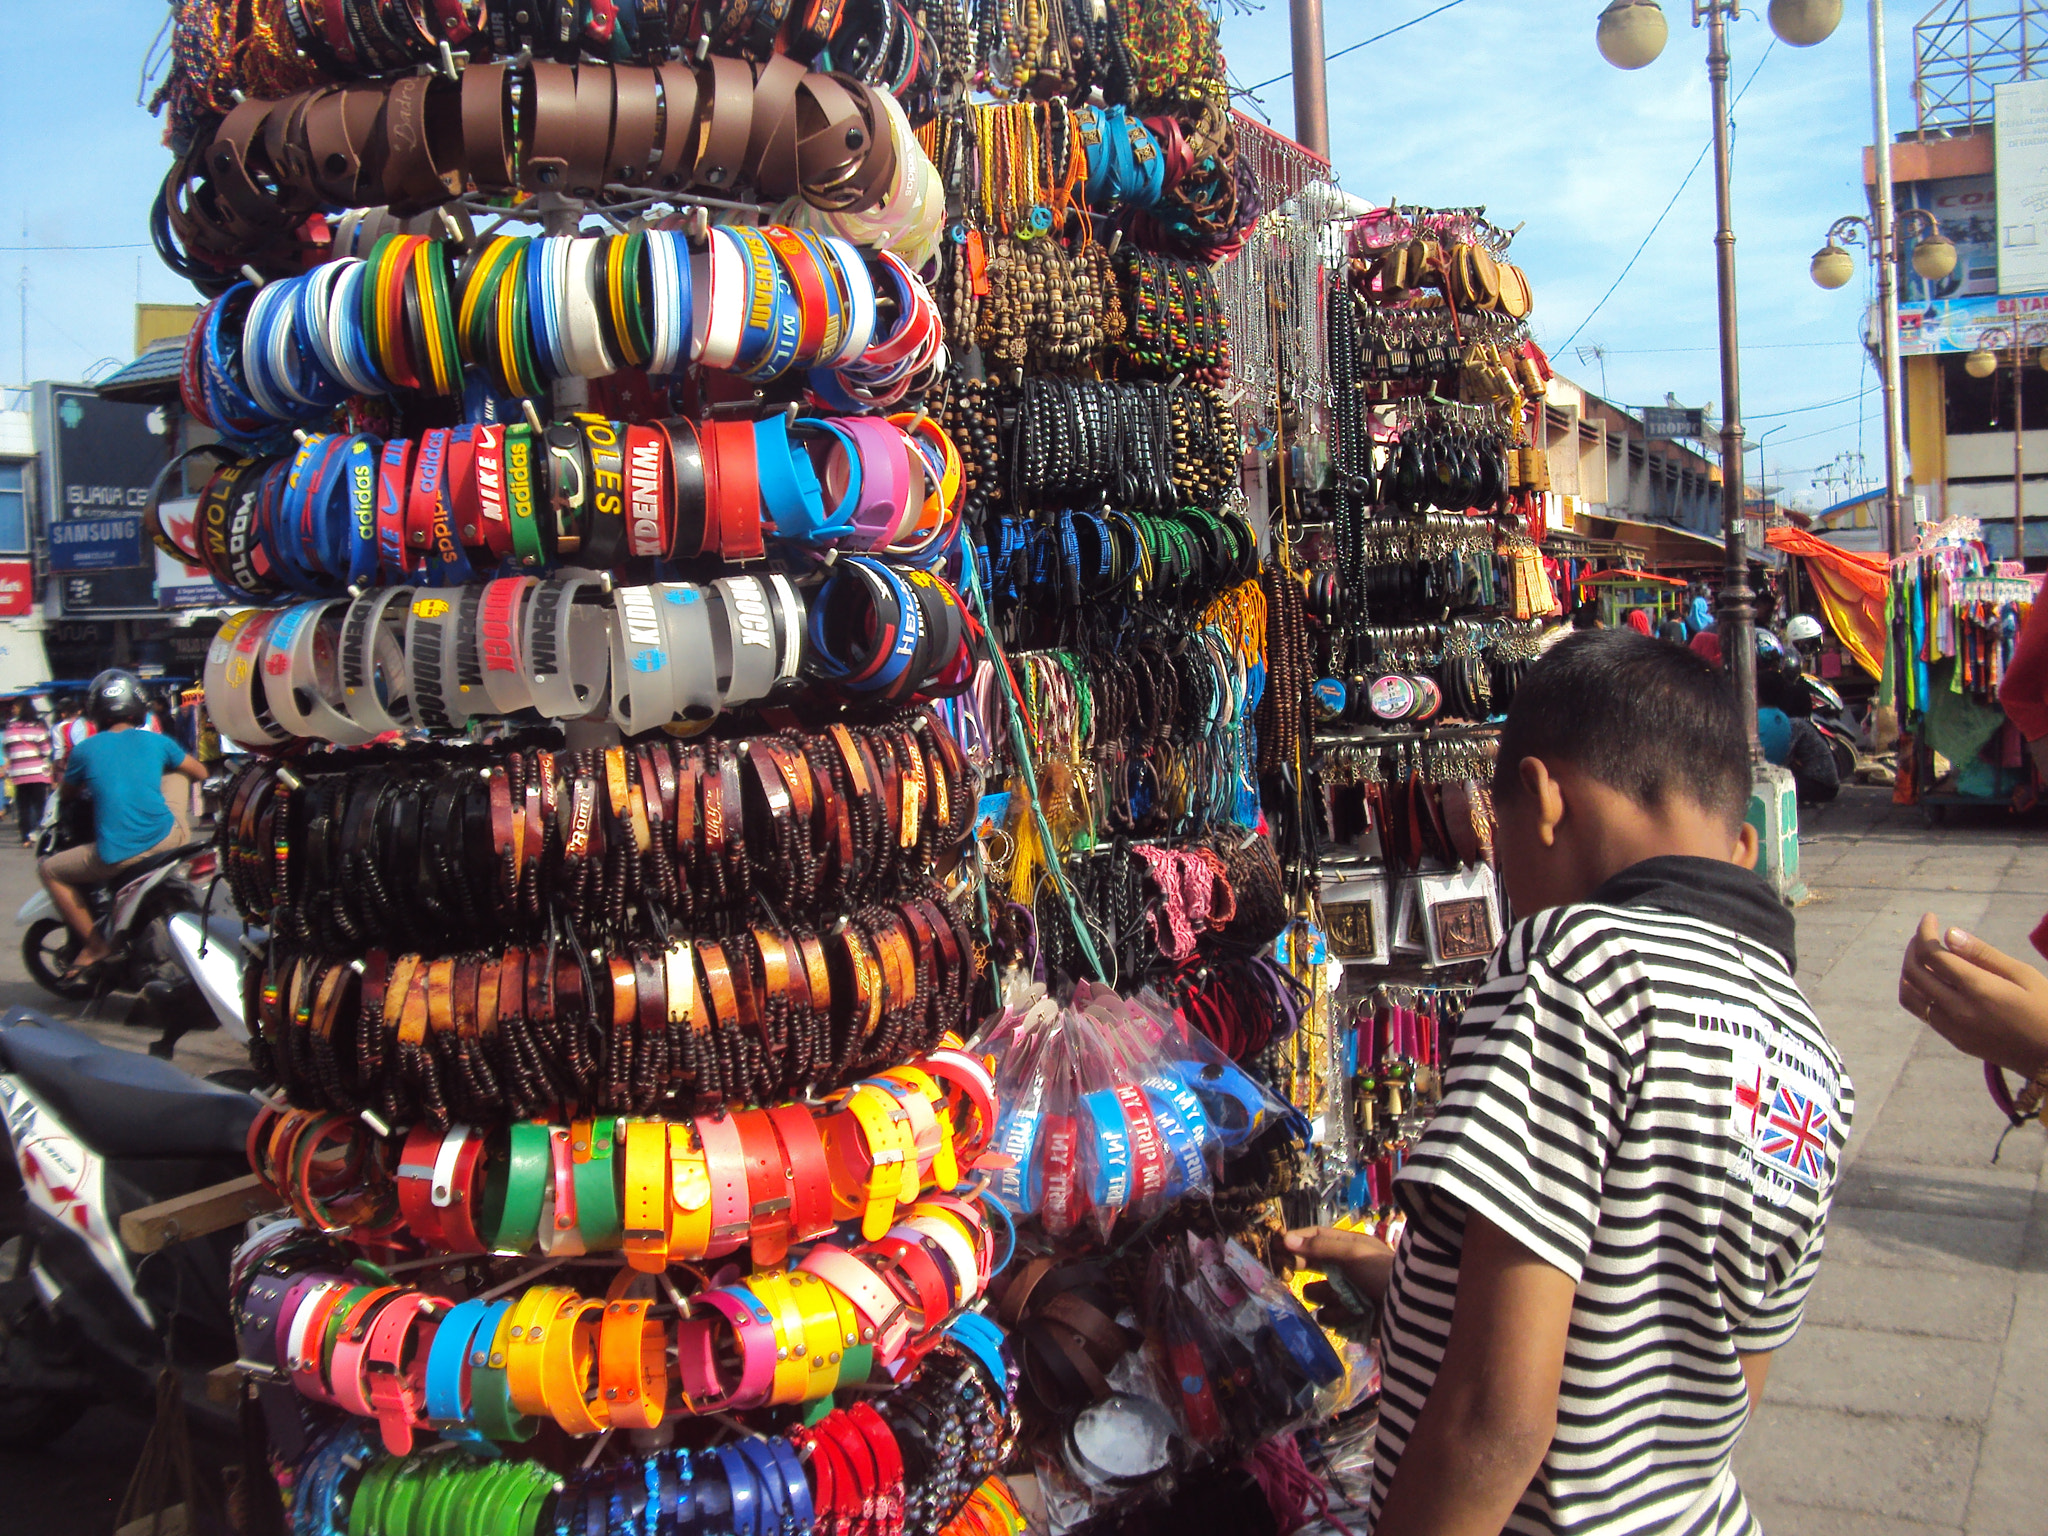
[1288, 0, 1330, 157]
[1867, 0, 1908, 560]
[1705, 2, 1758, 747]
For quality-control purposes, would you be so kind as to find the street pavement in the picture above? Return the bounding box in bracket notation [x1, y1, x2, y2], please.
[0, 791, 2039, 1533]
[1731, 788, 2048, 1536]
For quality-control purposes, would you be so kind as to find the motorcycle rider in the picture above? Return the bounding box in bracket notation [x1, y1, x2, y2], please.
[38, 670, 206, 977]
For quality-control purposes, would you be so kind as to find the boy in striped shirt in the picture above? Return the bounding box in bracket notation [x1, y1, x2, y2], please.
[1291, 630, 1851, 1536]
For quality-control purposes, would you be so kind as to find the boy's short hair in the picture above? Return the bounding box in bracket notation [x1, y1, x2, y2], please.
[1497, 629, 1752, 826]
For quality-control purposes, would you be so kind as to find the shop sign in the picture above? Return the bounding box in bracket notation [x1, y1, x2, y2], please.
[1643, 407, 1705, 440]
[153, 499, 225, 609]
[43, 620, 111, 678]
[1894, 289, 2048, 355]
[48, 514, 146, 572]
[57, 568, 157, 614]
[31, 384, 167, 525]
[1995, 78, 2048, 296]
[0, 561, 33, 617]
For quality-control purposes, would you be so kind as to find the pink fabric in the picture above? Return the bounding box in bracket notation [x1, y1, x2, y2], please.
[1690, 631, 1723, 666]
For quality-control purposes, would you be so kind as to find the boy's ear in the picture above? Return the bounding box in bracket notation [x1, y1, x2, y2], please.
[1516, 756, 1567, 848]
[1733, 821, 1759, 869]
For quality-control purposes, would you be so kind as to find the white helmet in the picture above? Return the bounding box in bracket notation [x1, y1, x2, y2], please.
[1785, 615, 1824, 643]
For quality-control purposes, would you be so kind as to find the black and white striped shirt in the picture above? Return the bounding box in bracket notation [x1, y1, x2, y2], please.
[1372, 856, 1851, 1536]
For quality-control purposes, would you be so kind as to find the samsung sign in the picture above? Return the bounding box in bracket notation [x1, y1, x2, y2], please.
[48, 515, 145, 571]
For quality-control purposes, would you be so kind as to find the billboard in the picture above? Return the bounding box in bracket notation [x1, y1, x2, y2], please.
[1897, 174, 1998, 304]
[32, 384, 169, 618]
[0, 562, 32, 618]
[1995, 78, 2048, 295]
[1894, 289, 2048, 355]
[152, 498, 226, 609]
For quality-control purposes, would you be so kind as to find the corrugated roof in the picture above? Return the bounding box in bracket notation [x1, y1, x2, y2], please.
[94, 338, 184, 404]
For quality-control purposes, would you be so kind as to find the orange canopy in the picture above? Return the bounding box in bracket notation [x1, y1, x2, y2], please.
[1766, 526, 1890, 678]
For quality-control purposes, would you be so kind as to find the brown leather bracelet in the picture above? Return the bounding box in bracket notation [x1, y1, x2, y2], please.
[567, 63, 617, 196]
[742, 53, 807, 198]
[524, 61, 580, 191]
[609, 64, 661, 184]
[652, 60, 702, 190]
[460, 62, 515, 192]
[695, 54, 753, 191]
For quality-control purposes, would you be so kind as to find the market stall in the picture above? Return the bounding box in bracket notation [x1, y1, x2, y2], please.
[121, 2, 1567, 1530]
[1885, 520, 2040, 817]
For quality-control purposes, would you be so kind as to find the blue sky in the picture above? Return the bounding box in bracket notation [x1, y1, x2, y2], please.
[0, 0, 1898, 505]
[1220, 0, 1908, 506]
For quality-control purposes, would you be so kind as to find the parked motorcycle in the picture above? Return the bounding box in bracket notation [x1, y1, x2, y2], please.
[1799, 672, 1862, 782]
[0, 1005, 258, 1445]
[16, 840, 233, 1057]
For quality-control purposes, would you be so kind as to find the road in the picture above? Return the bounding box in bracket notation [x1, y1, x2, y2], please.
[0, 791, 2041, 1533]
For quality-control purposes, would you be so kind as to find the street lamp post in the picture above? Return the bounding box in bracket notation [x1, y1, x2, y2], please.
[1811, 206, 1954, 558]
[1808, 1, 1959, 565]
[1598, 0, 1840, 741]
[1964, 325, 2048, 561]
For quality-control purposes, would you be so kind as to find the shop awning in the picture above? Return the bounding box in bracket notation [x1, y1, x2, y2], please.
[1579, 568, 1687, 586]
[1766, 525, 1889, 679]
[1581, 514, 1731, 568]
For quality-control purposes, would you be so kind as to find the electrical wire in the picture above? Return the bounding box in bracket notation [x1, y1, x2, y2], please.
[1748, 388, 1876, 420]
[1237, 1, 1468, 96]
[1558, 39, 1778, 353]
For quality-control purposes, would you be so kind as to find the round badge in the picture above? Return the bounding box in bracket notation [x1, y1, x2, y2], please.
[1312, 678, 1347, 720]
[1368, 675, 1416, 721]
[1411, 675, 1443, 722]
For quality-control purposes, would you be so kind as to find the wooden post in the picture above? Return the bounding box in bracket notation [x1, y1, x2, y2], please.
[119, 1174, 284, 1254]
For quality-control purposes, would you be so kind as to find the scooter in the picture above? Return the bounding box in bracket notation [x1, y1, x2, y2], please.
[16, 840, 232, 1057]
[0, 1004, 259, 1444]
[1798, 672, 1862, 782]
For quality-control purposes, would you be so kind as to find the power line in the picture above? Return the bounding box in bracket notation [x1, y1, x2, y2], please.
[1238, 1, 1468, 95]
[1558, 40, 1777, 353]
[0, 243, 151, 252]
[1597, 341, 1862, 354]
[1747, 387, 1875, 420]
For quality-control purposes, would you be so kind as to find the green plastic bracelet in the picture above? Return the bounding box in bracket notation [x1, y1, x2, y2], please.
[567, 1116, 622, 1250]
[479, 1122, 551, 1253]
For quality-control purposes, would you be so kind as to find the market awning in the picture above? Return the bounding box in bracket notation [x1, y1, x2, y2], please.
[1579, 568, 1687, 586]
[1766, 525, 1888, 679]
[1581, 514, 1731, 568]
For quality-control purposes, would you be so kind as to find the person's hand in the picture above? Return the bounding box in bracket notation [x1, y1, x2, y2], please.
[1899, 914, 2048, 1078]
[1282, 1225, 1396, 1309]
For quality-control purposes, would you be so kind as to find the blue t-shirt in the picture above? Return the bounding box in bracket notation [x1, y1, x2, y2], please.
[1757, 707, 1793, 768]
[63, 728, 187, 864]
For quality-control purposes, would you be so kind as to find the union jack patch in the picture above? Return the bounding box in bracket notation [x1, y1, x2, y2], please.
[1756, 1083, 1831, 1188]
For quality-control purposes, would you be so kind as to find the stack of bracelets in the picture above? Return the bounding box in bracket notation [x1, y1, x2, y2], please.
[272, 1326, 1015, 1536]
[136, 0, 1441, 1526]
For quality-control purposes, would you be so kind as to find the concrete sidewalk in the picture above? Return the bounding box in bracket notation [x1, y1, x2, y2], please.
[1733, 787, 2048, 1535]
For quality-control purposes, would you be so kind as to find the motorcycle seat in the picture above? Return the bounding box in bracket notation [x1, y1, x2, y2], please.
[0, 1008, 257, 1159]
[102, 843, 201, 888]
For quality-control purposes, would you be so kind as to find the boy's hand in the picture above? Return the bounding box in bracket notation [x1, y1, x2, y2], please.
[1283, 1226, 1395, 1307]
[1900, 915, 2048, 1078]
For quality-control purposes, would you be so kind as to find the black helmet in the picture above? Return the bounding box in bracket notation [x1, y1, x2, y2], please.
[86, 669, 149, 728]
